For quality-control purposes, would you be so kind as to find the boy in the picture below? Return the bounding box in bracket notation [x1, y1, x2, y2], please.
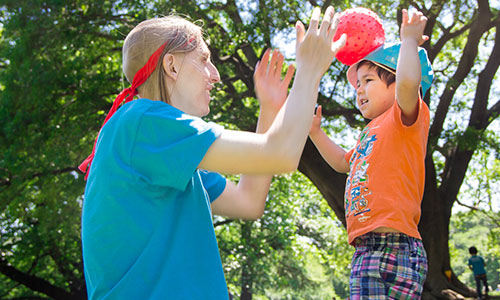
[309, 9, 433, 299]
[468, 246, 489, 299]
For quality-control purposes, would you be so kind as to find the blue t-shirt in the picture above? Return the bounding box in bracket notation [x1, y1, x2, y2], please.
[468, 255, 486, 276]
[82, 99, 228, 299]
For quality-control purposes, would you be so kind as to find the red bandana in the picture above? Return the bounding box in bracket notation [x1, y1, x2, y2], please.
[78, 42, 168, 180]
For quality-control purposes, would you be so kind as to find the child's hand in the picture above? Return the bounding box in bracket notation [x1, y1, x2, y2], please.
[400, 8, 429, 46]
[254, 48, 295, 114]
[309, 105, 323, 136]
[295, 6, 346, 80]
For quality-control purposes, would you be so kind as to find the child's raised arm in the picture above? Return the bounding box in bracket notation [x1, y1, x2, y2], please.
[309, 105, 349, 173]
[396, 8, 429, 125]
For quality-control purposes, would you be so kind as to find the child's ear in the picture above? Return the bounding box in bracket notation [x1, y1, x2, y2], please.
[163, 53, 178, 80]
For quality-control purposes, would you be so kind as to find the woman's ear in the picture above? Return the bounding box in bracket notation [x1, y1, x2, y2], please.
[163, 53, 178, 80]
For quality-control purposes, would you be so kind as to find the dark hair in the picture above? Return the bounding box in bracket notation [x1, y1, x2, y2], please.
[356, 60, 396, 88]
[469, 246, 478, 255]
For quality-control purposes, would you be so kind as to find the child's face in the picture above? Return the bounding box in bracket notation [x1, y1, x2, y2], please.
[170, 41, 220, 117]
[355, 64, 395, 120]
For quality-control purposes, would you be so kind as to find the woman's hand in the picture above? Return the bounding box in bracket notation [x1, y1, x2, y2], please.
[253, 48, 295, 114]
[295, 6, 347, 81]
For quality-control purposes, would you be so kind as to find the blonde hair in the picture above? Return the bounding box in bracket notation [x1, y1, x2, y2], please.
[122, 15, 203, 103]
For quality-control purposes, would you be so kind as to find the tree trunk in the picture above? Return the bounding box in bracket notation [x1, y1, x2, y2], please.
[419, 156, 475, 299]
[299, 139, 347, 226]
[240, 222, 253, 300]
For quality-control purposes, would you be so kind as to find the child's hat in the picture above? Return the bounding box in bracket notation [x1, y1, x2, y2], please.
[346, 42, 434, 96]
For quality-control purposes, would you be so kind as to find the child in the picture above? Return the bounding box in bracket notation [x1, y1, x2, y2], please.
[468, 246, 489, 299]
[80, 7, 346, 300]
[309, 9, 433, 299]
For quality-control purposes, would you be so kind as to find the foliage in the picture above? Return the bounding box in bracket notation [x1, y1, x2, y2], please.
[458, 131, 500, 210]
[0, 0, 134, 298]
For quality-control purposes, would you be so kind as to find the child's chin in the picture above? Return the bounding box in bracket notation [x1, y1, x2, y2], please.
[359, 111, 370, 119]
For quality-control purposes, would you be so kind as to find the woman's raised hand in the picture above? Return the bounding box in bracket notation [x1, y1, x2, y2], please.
[253, 48, 295, 114]
[295, 6, 346, 81]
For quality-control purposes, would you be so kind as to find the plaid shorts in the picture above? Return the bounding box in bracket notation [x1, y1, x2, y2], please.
[349, 232, 428, 300]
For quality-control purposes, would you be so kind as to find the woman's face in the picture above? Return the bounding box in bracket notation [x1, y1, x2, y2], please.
[168, 41, 220, 117]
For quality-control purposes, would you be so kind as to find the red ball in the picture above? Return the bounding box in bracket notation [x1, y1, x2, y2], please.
[333, 7, 385, 66]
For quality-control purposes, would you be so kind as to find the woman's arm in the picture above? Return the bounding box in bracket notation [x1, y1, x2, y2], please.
[211, 49, 293, 219]
[200, 6, 346, 175]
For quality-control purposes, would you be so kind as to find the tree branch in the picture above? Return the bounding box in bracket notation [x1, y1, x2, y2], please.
[487, 99, 500, 122]
[0, 257, 75, 300]
[430, 23, 473, 63]
[225, 0, 258, 66]
[429, 0, 495, 146]
[308, 0, 319, 7]
[48, 244, 85, 296]
[469, 21, 500, 129]
[214, 219, 234, 227]
[0, 167, 78, 188]
[415, 0, 446, 58]
[439, 2, 500, 208]
[320, 0, 333, 12]
[455, 198, 479, 211]
[319, 103, 362, 128]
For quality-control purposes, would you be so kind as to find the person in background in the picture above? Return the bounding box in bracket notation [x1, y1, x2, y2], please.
[468, 246, 489, 299]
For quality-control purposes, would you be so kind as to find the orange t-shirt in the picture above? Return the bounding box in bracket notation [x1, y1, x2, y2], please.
[344, 99, 430, 245]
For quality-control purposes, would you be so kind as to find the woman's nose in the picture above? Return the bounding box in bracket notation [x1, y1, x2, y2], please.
[209, 62, 220, 83]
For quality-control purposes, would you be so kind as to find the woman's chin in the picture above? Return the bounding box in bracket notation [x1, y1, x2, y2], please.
[197, 105, 210, 117]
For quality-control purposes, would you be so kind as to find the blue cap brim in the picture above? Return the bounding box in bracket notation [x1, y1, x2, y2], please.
[347, 42, 433, 96]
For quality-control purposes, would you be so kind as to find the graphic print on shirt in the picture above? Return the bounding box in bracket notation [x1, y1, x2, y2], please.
[345, 127, 377, 222]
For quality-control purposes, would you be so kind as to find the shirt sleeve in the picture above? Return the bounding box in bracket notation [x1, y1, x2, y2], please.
[130, 103, 224, 190]
[199, 170, 227, 203]
[344, 148, 355, 166]
[392, 97, 430, 130]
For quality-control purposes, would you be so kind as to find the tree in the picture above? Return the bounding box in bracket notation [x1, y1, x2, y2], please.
[1, 0, 499, 299]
